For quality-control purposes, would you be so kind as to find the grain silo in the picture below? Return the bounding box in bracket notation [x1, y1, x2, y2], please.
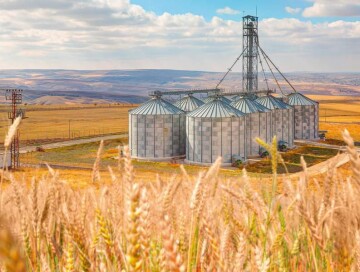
[129, 96, 186, 160]
[231, 97, 272, 156]
[186, 98, 246, 165]
[174, 94, 204, 112]
[286, 92, 319, 139]
[203, 96, 232, 104]
[255, 95, 294, 147]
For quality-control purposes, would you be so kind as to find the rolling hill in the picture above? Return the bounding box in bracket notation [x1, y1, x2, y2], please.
[0, 69, 358, 104]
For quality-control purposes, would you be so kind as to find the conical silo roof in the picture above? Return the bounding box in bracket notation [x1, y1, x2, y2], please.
[203, 96, 232, 104]
[231, 97, 270, 113]
[255, 95, 292, 110]
[130, 96, 184, 115]
[287, 92, 317, 106]
[187, 98, 245, 118]
[231, 95, 241, 102]
[174, 95, 204, 112]
[247, 93, 259, 100]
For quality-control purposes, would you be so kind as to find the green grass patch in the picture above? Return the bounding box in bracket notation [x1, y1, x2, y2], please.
[245, 145, 340, 174]
[22, 138, 127, 168]
[21, 140, 340, 175]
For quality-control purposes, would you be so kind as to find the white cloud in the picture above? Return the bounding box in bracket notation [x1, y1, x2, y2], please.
[285, 6, 302, 15]
[303, 0, 360, 17]
[216, 6, 240, 15]
[0, 0, 358, 72]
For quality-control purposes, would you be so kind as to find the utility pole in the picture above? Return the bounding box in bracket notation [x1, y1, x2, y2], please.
[5, 89, 24, 169]
[68, 120, 71, 139]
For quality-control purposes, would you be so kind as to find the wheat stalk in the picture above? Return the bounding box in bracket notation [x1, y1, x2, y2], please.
[0, 217, 26, 272]
[4, 116, 21, 148]
[342, 129, 360, 184]
[126, 183, 142, 271]
[161, 215, 185, 272]
[92, 140, 104, 183]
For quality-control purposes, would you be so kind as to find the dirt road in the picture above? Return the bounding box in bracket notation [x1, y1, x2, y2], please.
[289, 139, 360, 177]
[287, 153, 350, 178]
[295, 139, 348, 151]
[19, 133, 128, 153]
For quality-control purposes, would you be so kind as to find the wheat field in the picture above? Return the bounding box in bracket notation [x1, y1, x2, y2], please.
[0, 105, 136, 144]
[0, 127, 359, 271]
[0, 95, 359, 144]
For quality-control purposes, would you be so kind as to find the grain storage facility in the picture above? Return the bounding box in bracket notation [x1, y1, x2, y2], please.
[287, 92, 319, 140]
[231, 97, 272, 156]
[174, 94, 204, 112]
[255, 94, 294, 147]
[185, 98, 246, 165]
[128, 14, 319, 164]
[129, 96, 186, 160]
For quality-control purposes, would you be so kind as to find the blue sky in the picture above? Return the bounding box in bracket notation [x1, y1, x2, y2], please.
[132, 0, 292, 19]
[131, 0, 358, 22]
[0, 0, 359, 72]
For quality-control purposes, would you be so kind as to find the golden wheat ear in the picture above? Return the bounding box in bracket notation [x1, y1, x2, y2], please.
[0, 217, 27, 272]
[342, 129, 360, 184]
[91, 140, 104, 183]
[4, 116, 22, 149]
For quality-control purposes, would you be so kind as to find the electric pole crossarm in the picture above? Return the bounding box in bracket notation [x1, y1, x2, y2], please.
[216, 46, 248, 89]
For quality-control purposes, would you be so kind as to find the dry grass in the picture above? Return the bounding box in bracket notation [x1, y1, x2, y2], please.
[320, 123, 360, 141]
[313, 95, 360, 124]
[0, 127, 360, 270]
[304, 94, 360, 140]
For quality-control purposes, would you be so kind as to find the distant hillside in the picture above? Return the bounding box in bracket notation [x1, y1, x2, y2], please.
[0, 69, 358, 104]
[29, 96, 114, 105]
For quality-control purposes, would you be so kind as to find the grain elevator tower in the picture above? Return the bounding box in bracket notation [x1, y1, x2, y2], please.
[242, 15, 259, 93]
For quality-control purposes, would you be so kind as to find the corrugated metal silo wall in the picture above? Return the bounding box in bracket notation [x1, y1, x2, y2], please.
[315, 103, 319, 138]
[129, 114, 185, 159]
[294, 105, 319, 140]
[186, 116, 246, 164]
[245, 112, 273, 156]
[270, 108, 294, 147]
[289, 107, 294, 146]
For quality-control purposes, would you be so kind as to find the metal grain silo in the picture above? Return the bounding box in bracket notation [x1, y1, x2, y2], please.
[287, 92, 319, 140]
[203, 96, 232, 104]
[231, 97, 272, 156]
[255, 95, 294, 148]
[186, 98, 246, 166]
[174, 94, 204, 112]
[129, 96, 186, 160]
